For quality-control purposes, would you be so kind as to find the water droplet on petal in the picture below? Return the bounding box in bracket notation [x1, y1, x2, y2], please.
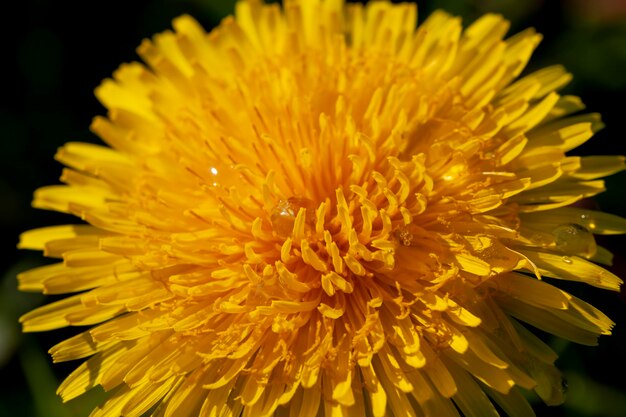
[270, 197, 314, 238]
[208, 164, 240, 189]
[271, 200, 296, 237]
[209, 166, 220, 187]
[552, 223, 597, 259]
[579, 213, 597, 231]
[442, 159, 467, 182]
[561, 256, 573, 265]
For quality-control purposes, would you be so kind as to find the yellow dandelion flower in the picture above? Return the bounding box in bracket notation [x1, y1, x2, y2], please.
[18, 1, 626, 416]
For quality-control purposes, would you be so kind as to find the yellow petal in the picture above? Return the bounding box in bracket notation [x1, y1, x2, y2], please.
[491, 272, 570, 309]
[498, 295, 604, 346]
[18, 225, 106, 251]
[521, 249, 622, 291]
[521, 207, 626, 235]
[569, 156, 625, 180]
[49, 331, 116, 363]
[444, 358, 500, 417]
[484, 386, 536, 417]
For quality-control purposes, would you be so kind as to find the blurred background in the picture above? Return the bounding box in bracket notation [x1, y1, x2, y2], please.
[1, 1, 625, 416]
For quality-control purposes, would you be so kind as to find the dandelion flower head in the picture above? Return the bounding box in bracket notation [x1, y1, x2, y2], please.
[18, 1, 626, 416]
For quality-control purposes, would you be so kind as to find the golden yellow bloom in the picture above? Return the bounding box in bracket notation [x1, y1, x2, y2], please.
[18, 1, 626, 416]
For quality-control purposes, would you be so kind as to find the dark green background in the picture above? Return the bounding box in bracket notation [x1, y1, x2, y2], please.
[1, 1, 625, 416]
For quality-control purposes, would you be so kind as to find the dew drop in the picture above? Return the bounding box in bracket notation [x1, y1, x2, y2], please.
[208, 164, 240, 188]
[271, 200, 296, 238]
[579, 213, 597, 231]
[442, 160, 467, 182]
[270, 197, 314, 238]
[209, 166, 220, 187]
[552, 223, 597, 259]
[561, 256, 573, 265]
